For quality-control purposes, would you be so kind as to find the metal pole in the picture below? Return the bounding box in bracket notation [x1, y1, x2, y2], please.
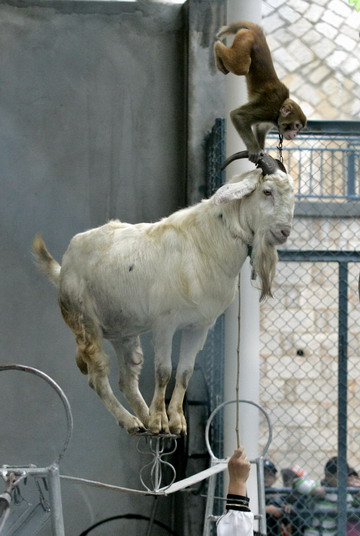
[202, 462, 219, 536]
[347, 149, 355, 197]
[337, 262, 348, 536]
[47, 464, 65, 536]
[223, 0, 262, 512]
[256, 457, 267, 536]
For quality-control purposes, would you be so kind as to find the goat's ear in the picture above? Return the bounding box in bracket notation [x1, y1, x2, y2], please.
[214, 177, 258, 205]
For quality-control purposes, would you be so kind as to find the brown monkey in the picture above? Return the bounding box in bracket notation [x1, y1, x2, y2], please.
[214, 21, 307, 163]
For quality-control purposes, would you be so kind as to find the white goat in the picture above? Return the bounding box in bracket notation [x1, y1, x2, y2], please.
[33, 162, 294, 435]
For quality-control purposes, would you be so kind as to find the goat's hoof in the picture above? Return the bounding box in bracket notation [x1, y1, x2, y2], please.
[170, 427, 187, 436]
[169, 417, 187, 436]
[123, 416, 147, 435]
[127, 424, 147, 435]
[148, 417, 170, 435]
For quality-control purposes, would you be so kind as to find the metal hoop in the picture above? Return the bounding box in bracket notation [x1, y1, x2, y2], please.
[205, 399, 272, 461]
[0, 364, 73, 465]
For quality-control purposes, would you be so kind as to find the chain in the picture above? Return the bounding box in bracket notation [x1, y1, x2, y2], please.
[277, 133, 284, 162]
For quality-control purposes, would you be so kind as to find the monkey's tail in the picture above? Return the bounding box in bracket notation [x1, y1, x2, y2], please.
[216, 21, 254, 40]
[33, 233, 61, 286]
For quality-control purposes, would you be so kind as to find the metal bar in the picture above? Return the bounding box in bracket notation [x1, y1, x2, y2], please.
[202, 464, 219, 536]
[256, 457, 267, 536]
[47, 464, 65, 536]
[347, 151, 356, 196]
[0, 467, 53, 478]
[279, 250, 360, 263]
[337, 262, 348, 536]
[269, 146, 358, 153]
[146, 497, 159, 536]
[321, 149, 325, 197]
[295, 194, 358, 200]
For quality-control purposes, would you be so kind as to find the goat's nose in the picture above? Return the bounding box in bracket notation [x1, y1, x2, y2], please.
[281, 226, 291, 238]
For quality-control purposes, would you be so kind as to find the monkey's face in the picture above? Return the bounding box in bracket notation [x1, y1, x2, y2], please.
[278, 99, 307, 141]
[282, 121, 304, 140]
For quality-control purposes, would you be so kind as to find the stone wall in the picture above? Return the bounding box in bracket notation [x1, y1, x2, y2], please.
[262, 0, 360, 121]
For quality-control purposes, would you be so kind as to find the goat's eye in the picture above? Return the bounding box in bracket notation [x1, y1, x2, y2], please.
[263, 189, 272, 196]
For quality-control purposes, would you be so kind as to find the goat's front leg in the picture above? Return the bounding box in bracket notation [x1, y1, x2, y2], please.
[168, 326, 210, 435]
[148, 327, 175, 434]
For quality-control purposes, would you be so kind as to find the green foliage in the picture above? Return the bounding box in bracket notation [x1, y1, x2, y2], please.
[348, 0, 360, 11]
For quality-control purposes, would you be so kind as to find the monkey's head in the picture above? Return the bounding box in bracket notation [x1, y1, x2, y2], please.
[278, 99, 307, 141]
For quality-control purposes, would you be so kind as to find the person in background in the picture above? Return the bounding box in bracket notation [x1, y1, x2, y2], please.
[281, 466, 323, 536]
[217, 446, 255, 536]
[348, 467, 360, 488]
[264, 459, 292, 536]
[300, 456, 357, 536]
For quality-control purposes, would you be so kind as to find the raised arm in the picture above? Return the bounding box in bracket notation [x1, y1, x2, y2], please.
[216, 447, 254, 536]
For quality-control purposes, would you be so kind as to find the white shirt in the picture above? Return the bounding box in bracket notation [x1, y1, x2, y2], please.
[217, 510, 254, 536]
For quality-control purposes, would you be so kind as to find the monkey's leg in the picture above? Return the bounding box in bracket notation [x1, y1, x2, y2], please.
[214, 29, 254, 76]
[213, 42, 230, 74]
[214, 39, 252, 76]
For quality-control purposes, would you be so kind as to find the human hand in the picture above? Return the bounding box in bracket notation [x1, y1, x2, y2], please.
[283, 504, 293, 514]
[227, 446, 251, 496]
[265, 505, 283, 518]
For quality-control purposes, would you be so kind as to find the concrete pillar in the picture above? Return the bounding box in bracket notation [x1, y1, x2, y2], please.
[222, 0, 262, 519]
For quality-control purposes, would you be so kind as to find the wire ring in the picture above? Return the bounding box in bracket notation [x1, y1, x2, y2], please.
[205, 399, 272, 461]
[0, 364, 73, 465]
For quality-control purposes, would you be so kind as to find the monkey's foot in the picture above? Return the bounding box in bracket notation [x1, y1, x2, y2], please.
[249, 151, 264, 164]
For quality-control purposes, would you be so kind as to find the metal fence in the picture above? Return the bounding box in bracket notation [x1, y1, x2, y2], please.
[203, 119, 360, 536]
[270, 122, 360, 202]
[262, 120, 360, 536]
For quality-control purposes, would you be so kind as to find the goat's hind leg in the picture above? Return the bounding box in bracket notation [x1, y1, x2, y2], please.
[62, 304, 145, 434]
[111, 337, 150, 428]
[148, 326, 177, 435]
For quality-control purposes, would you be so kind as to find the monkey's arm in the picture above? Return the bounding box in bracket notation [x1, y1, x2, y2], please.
[230, 104, 272, 163]
[253, 122, 274, 150]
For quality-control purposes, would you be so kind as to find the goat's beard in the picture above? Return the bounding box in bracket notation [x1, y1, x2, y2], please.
[251, 230, 278, 301]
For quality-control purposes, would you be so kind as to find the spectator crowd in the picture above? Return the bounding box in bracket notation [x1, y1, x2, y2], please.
[264, 456, 360, 536]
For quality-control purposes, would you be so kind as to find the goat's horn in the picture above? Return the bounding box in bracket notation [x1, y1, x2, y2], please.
[221, 151, 287, 175]
[256, 153, 280, 175]
[220, 151, 249, 171]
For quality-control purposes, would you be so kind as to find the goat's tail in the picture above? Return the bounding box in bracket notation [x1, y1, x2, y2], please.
[32, 234, 61, 286]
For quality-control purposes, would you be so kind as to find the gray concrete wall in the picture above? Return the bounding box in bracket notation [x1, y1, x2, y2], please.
[0, 1, 186, 534]
[186, 0, 226, 204]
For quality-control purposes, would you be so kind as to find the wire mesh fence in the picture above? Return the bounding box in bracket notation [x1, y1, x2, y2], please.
[203, 119, 360, 535]
[261, 121, 360, 536]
